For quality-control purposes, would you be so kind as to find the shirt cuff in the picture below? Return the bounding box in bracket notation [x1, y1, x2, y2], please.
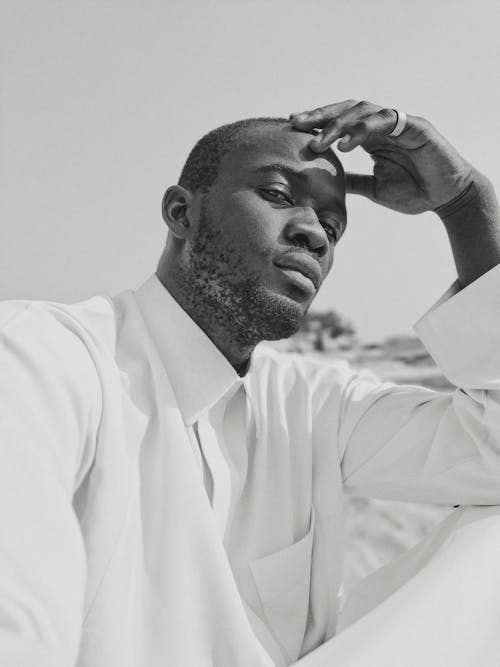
[413, 262, 500, 389]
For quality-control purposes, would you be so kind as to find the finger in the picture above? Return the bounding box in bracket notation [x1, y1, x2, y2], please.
[309, 101, 384, 152]
[337, 109, 398, 152]
[345, 173, 376, 202]
[289, 100, 357, 130]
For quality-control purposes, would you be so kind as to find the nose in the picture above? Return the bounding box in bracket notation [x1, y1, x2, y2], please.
[284, 207, 329, 258]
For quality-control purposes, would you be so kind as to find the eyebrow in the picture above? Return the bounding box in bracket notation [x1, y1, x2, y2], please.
[252, 163, 309, 181]
[252, 162, 347, 221]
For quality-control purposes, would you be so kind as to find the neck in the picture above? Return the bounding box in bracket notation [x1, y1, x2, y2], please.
[155, 267, 256, 376]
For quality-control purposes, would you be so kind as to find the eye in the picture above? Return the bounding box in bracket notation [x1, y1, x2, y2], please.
[324, 226, 337, 242]
[320, 219, 342, 243]
[259, 187, 293, 205]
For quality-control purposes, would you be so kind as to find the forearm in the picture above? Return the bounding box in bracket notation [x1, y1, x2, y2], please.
[436, 170, 500, 288]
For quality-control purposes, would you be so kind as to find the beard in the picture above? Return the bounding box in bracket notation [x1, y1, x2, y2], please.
[176, 199, 306, 346]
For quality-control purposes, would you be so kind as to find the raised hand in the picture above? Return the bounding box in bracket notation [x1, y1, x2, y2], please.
[290, 100, 473, 215]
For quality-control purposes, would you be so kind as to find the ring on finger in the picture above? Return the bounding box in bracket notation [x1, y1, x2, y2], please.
[388, 110, 407, 137]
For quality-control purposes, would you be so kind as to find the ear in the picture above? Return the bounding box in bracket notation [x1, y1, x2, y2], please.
[161, 185, 196, 239]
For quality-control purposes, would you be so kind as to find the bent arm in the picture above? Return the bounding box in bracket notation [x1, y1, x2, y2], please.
[337, 262, 500, 504]
[341, 138, 500, 502]
[0, 303, 101, 665]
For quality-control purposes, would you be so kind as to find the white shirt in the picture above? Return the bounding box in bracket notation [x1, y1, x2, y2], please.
[135, 277, 251, 544]
[2, 266, 500, 667]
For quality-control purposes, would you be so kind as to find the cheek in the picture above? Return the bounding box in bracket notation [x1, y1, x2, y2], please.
[222, 197, 281, 253]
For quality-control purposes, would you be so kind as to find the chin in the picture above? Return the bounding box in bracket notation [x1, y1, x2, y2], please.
[250, 287, 305, 341]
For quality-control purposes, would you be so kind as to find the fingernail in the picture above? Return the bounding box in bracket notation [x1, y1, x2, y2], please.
[292, 113, 308, 121]
[338, 133, 351, 146]
[311, 133, 322, 144]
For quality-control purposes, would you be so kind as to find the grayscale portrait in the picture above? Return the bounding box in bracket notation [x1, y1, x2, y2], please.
[1, 1, 499, 666]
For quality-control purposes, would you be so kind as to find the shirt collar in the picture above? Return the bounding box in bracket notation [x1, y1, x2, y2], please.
[134, 274, 251, 425]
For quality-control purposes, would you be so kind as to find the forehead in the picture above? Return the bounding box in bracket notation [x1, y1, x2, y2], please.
[217, 124, 345, 190]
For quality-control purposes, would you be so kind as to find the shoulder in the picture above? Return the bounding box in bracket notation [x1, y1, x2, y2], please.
[0, 293, 123, 404]
[0, 292, 119, 353]
[250, 344, 359, 396]
[0, 295, 118, 494]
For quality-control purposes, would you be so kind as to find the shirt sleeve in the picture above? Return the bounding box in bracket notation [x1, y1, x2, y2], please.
[0, 302, 102, 666]
[336, 263, 500, 504]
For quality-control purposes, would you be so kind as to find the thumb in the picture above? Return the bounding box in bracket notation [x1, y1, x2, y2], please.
[346, 173, 376, 202]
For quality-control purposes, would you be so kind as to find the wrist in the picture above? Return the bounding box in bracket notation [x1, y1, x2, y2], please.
[436, 168, 500, 288]
[434, 169, 492, 221]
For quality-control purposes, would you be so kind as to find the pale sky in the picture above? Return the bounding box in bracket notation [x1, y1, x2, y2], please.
[1, 0, 499, 340]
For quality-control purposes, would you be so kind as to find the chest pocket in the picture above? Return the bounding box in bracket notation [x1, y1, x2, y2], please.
[250, 507, 316, 662]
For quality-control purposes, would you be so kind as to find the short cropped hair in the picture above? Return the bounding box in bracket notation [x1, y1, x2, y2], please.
[178, 117, 289, 193]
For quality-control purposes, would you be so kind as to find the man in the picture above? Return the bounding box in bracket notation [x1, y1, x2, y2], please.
[1, 99, 499, 667]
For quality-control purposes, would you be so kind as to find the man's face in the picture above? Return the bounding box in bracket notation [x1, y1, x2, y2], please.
[182, 124, 347, 343]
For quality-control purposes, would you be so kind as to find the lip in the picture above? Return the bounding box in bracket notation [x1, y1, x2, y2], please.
[274, 253, 322, 290]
